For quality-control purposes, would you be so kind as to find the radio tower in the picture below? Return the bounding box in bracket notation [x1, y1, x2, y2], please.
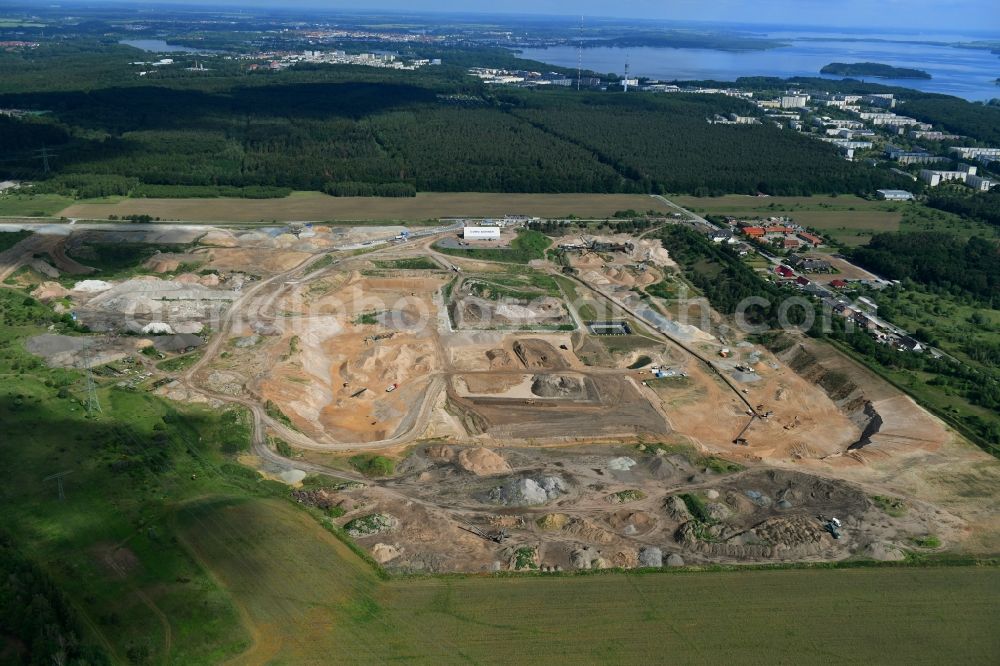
[623, 54, 630, 93]
[576, 16, 584, 91]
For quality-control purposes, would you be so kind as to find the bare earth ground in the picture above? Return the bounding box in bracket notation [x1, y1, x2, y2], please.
[59, 192, 671, 223]
[14, 222, 1000, 574]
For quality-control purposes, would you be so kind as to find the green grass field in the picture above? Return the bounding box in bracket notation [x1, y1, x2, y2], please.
[178, 496, 1000, 664]
[672, 194, 888, 213]
[371, 257, 441, 270]
[0, 193, 75, 217]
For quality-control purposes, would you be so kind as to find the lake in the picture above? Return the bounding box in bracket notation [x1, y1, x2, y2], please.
[519, 34, 1000, 101]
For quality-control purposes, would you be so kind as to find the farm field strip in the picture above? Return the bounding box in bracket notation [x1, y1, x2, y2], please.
[178, 497, 1000, 663]
[56, 192, 671, 223]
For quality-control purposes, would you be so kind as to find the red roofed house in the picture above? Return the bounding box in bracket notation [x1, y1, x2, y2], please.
[830, 279, 849, 289]
[797, 232, 824, 246]
[795, 276, 810, 287]
[775, 265, 794, 278]
[783, 238, 801, 249]
[764, 226, 795, 235]
[744, 227, 765, 239]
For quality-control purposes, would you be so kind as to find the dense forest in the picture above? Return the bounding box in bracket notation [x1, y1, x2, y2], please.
[850, 232, 999, 305]
[0, 43, 912, 198]
[925, 190, 1000, 229]
[0, 533, 108, 665]
[512, 94, 905, 196]
[901, 96, 1000, 145]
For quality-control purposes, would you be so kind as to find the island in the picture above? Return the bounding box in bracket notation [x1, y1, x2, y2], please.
[820, 62, 932, 79]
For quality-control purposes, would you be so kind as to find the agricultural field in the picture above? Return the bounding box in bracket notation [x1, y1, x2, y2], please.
[57, 192, 670, 223]
[671, 194, 996, 246]
[180, 496, 1000, 664]
[672, 194, 890, 213]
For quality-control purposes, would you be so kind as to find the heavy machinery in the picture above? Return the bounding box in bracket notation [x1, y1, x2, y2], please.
[458, 523, 509, 543]
[819, 515, 843, 539]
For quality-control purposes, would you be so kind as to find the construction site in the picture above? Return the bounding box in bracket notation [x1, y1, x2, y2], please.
[4, 217, 997, 574]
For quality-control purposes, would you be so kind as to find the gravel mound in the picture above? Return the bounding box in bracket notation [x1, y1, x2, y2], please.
[152, 333, 203, 353]
[530, 374, 583, 398]
[664, 495, 694, 522]
[570, 546, 603, 569]
[608, 456, 637, 471]
[638, 546, 663, 568]
[744, 489, 772, 508]
[456, 447, 511, 476]
[233, 334, 260, 348]
[666, 554, 685, 567]
[142, 322, 174, 335]
[344, 513, 398, 538]
[486, 476, 567, 506]
[72, 279, 112, 293]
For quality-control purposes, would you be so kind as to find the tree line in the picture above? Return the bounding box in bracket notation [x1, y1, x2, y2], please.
[850, 232, 998, 305]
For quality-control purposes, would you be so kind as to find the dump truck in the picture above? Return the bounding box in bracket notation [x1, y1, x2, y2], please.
[385, 383, 398, 393]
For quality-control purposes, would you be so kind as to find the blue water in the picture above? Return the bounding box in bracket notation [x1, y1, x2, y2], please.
[119, 39, 217, 54]
[519, 34, 1000, 101]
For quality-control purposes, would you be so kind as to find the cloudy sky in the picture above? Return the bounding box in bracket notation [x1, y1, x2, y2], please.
[81, 0, 1000, 33]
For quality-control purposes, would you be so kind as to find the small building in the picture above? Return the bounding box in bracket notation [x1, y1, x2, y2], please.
[789, 256, 832, 273]
[830, 279, 849, 289]
[876, 189, 914, 201]
[743, 227, 765, 239]
[462, 226, 501, 241]
[796, 232, 824, 247]
[775, 265, 795, 278]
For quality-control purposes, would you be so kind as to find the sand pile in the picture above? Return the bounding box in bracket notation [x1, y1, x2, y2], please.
[486, 348, 516, 369]
[536, 513, 570, 530]
[456, 448, 511, 476]
[371, 543, 402, 563]
[32, 281, 69, 301]
[864, 542, 905, 561]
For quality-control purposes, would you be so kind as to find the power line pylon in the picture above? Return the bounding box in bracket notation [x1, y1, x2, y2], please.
[80, 346, 102, 416]
[43, 471, 73, 501]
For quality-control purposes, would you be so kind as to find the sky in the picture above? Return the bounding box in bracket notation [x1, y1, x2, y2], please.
[99, 0, 1000, 34]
